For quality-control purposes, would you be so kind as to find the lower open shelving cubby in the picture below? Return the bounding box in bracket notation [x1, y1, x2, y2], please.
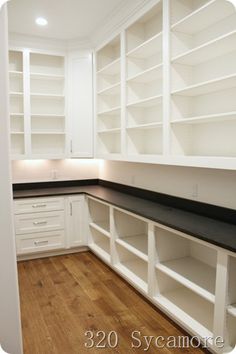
[97, 130, 121, 155]
[114, 244, 148, 293]
[89, 226, 111, 264]
[154, 270, 214, 339]
[88, 197, 110, 236]
[155, 225, 217, 302]
[227, 314, 236, 350]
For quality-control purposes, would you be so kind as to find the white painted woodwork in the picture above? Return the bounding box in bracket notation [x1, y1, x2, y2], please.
[66, 195, 86, 247]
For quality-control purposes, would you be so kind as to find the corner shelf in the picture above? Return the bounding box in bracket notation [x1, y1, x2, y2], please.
[127, 64, 162, 83]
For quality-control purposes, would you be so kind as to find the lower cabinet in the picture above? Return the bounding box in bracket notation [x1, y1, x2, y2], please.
[86, 195, 236, 354]
[66, 195, 85, 248]
[14, 195, 86, 256]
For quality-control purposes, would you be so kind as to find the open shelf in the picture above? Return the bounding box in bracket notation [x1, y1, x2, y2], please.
[11, 134, 25, 156]
[127, 101, 162, 127]
[127, 64, 162, 83]
[126, 2, 162, 53]
[127, 126, 162, 156]
[171, 111, 236, 125]
[97, 36, 120, 72]
[155, 226, 217, 302]
[154, 271, 214, 339]
[11, 115, 24, 133]
[127, 79, 162, 106]
[97, 108, 121, 131]
[30, 53, 64, 76]
[31, 134, 65, 155]
[89, 227, 111, 263]
[115, 244, 148, 293]
[30, 76, 64, 96]
[97, 71, 120, 92]
[227, 314, 236, 350]
[227, 256, 236, 318]
[172, 30, 236, 66]
[171, 119, 236, 157]
[97, 130, 121, 155]
[114, 209, 148, 261]
[98, 82, 120, 96]
[9, 51, 23, 72]
[97, 91, 120, 115]
[88, 198, 110, 237]
[31, 95, 64, 115]
[127, 95, 162, 108]
[31, 115, 65, 133]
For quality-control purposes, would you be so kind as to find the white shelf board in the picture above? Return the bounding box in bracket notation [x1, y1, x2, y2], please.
[172, 30, 236, 66]
[98, 106, 121, 115]
[31, 132, 66, 135]
[172, 74, 236, 96]
[97, 128, 121, 134]
[127, 94, 162, 108]
[97, 82, 120, 96]
[10, 92, 23, 96]
[171, 0, 234, 34]
[89, 243, 110, 264]
[31, 114, 65, 118]
[227, 304, 236, 317]
[115, 261, 148, 293]
[171, 112, 236, 125]
[127, 122, 162, 130]
[30, 93, 65, 99]
[126, 32, 162, 59]
[127, 64, 162, 83]
[10, 113, 24, 117]
[9, 70, 23, 77]
[116, 235, 148, 262]
[156, 257, 216, 303]
[97, 58, 120, 76]
[30, 72, 64, 80]
[154, 288, 214, 340]
[89, 221, 110, 238]
[11, 132, 24, 135]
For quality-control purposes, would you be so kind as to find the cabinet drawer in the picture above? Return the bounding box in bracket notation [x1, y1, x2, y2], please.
[16, 230, 65, 255]
[15, 211, 64, 235]
[14, 197, 64, 214]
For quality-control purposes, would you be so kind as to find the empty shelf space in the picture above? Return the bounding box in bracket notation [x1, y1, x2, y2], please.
[9, 51, 23, 72]
[172, 74, 236, 97]
[97, 36, 120, 72]
[171, 0, 235, 35]
[156, 257, 216, 303]
[154, 225, 217, 302]
[127, 80, 162, 106]
[97, 130, 121, 155]
[127, 122, 162, 130]
[228, 305, 236, 317]
[172, 30, 236, 66]
[154, 272, 214, 339]
[88, 197, 110, 233]
[127, 64, 162, 83]
[115, 234, 148, 261]
[30, 72, 64, 80]
[31, 115, 65, 133]
[89, 227, 111, 263]
[97, 82, 120, 95]
[126, 2, 162, 54]
[127, 95, 162, 108]
[127, 126, 163, 155]
[10, 115, 24, 133]
[227, 314, 236, 349]
[127, 32, 163, 58]
[115, 244, 148, 293]
[89, 221, 110, 238]
[97, 58, 120, 76]
[30, 53, 64, 76]
[98, 128, 121, 134]
[30, 93, 65, 99]
[127, 101, 162, 128]
[11, 134, 25, 156]
[31, 134, 65, 155]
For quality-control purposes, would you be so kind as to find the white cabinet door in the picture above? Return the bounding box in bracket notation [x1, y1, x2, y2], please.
[68, 52, 93, 157]
[67, 195, 86, 248]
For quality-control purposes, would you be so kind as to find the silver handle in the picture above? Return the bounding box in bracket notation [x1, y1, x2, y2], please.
[70, 202, 73, 216]
[32, 204, 47, 208]
[33, 221, 47, 225]
[70, 140, 73, 153]
[34, 240, 49, 246]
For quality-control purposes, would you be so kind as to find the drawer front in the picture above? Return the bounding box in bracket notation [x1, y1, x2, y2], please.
[15, 211, 64, 235]
[14, 197, 64, 214]
[16, 230, 65, 255]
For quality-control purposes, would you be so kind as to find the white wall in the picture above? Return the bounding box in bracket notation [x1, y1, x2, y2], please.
[99, 161, 236, 209]
[0, 5, 23, 354]
[12, 159, 100, 183]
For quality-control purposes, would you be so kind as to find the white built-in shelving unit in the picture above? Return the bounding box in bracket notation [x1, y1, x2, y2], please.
[9, 50, 67, 159]
[96, 36, 122, 156]
[87, 195, 236, 352]
[95, 0, 236, 169]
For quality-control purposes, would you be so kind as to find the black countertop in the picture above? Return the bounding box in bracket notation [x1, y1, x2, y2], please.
[13, 183, 236, 254]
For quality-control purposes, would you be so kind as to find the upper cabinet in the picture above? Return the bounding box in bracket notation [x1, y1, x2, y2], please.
[94, 0, 236, 170]
[9, 49, 93, 160]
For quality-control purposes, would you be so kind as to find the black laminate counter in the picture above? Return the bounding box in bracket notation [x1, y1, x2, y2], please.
[13, 184, 236, 254]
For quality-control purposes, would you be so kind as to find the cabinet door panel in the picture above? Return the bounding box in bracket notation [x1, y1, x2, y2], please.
[67, 196, 86, 247]
[68, 53, 93, 157]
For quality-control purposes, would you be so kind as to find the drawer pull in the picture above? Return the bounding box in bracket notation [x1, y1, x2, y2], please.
[32, 204, 47, 208]
[34, 240, 49, 246]
[33, 221, 48, 226]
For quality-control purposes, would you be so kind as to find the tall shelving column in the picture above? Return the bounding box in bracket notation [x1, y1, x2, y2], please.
[9, 50, 25, 158]
[125, 1, 163, 158]
[96, 36, 122, 157]
[170, 0, 236, 159]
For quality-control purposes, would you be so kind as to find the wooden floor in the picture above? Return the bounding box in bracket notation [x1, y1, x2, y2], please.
[18, 252, 208, 354]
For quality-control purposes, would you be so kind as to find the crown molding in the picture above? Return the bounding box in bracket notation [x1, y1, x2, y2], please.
[89, 0, 159, 48]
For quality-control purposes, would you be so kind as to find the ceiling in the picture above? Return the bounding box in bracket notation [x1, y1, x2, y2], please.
[8, 0, 136, 41]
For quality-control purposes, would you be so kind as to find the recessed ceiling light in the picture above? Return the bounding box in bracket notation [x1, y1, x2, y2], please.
[35, 17, 48, 26]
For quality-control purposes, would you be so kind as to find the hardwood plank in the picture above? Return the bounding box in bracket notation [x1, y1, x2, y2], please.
[18, 252, 209, 354]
